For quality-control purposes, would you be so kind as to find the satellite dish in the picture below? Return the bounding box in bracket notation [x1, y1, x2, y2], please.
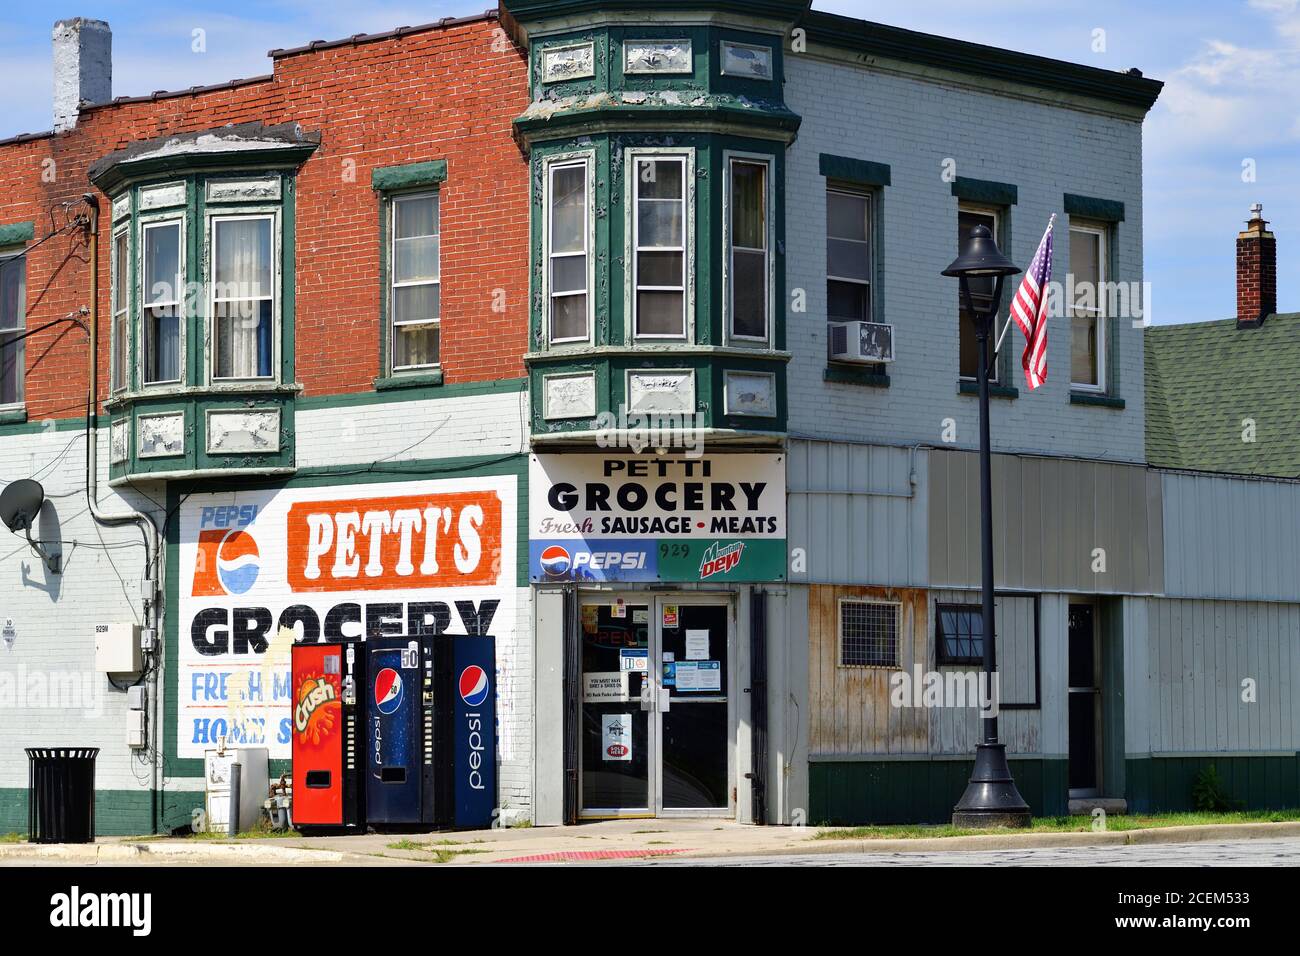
[0, 479, 45, 533]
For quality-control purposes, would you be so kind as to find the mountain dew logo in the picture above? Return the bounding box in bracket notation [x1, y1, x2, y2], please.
[698, 541, 744, 580]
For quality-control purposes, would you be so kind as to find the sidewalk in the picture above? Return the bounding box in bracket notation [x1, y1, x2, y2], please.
[5, 818, 1300, 865]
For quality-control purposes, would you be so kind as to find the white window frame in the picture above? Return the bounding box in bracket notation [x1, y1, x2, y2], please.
[389, 190, 442, 373]
[543, 151, 595, 347]
[208, 210, 279, 384]
[627, 148, 693, 341]
[723, 151, 775, 346]
[837, 597, 902, 670]
[1069, 222, 1108, 394]
[826, 185, 874, 324]
[0, 251, 26, 410]
[139, 215, 186, 388]
[110, 225, 129, 393]
[957, 203, 1002, 385]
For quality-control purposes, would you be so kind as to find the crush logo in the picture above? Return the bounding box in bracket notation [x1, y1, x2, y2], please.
[192, 528, 261, 597]
[459, 665, 490, 707]
[698, 541, 744, 580]
[294, 675, 339, 744]
[374, 668, 404, 715]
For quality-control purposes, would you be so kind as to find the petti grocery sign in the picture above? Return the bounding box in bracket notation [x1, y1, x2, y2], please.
[528, 453, 785, 584]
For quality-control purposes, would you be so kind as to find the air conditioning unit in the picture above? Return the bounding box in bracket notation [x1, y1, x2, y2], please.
[829, 321, 895, 364]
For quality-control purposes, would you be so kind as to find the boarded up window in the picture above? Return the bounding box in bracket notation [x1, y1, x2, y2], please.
[839, 600, 899, 667]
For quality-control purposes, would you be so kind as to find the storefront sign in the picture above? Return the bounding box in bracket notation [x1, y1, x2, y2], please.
[584, 671, 629, 702]
[177, 475, 517, 759]
[529, 453, 785, 583]
[602, 713, 633, 761]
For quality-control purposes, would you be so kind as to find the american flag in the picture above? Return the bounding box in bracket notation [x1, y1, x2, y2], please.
[1010, 216, 1055, 390]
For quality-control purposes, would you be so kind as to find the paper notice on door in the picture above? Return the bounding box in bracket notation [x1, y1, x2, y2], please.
[584, 671, 630, 702]
[673, 660, 721, 692]
[662, 604, 679, 629]
[620, 648, 649, 672]
[581, 605, 599, 635]
[684, 629, 710, 660]
[602, 713, 633, 761]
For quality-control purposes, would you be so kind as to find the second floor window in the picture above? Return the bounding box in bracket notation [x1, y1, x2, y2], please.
[1070, 223, 1107, 392]
[111, 228, 128, 391]
[212, 215, 274, 380]
[958, 205, 1001, 383]
[633, 155, 687, 338]
[0, 253, 25, 406]
[548, 159, 590, 344]
[142, 220, 182, 385]
[391, 193, 441, 370]
[728, 157, 770, 342]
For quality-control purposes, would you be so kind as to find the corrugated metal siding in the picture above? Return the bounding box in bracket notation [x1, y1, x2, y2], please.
[787, 440, 927, 587]
[928, 449, 1164, 594]
[1129, 597, 1300, 754]
[1162, 472, 1300, 602]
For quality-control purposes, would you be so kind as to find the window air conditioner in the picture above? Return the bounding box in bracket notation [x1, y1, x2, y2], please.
[829, 321, 895, 363]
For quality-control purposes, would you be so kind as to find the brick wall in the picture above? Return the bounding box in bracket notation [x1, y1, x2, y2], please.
[0, 16, 530, 422]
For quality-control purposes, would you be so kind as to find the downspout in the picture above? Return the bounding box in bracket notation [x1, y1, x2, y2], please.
[82, 193, 165, 833]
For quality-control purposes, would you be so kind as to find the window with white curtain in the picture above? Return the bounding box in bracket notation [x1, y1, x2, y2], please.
[212, 215, 274, 380]
[547, 158, 590, 344]
[0, 253, 25, 406]
[633, 155, 687, 338]
[111, 228, 128, 392]
[390, 193, 441, 371]
[728, 157, 770, 341]
[142, 220, 182, 385]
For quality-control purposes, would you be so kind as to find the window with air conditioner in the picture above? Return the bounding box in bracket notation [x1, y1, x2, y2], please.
[826, 186, 892, 367]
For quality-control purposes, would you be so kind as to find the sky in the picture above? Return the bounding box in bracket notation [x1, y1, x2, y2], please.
[0, 0, 1295, 325]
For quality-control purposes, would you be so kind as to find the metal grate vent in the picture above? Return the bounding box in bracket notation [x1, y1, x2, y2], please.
[840, 600, 899, 667]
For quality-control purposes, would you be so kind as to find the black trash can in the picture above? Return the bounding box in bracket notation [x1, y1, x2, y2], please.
[26, 748, 99, 844]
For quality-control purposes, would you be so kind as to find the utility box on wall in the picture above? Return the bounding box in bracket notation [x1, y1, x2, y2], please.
[94, 622, 142, 673]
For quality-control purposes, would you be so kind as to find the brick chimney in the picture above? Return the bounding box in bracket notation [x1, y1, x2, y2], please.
[1237, 202, 1277, 329]
[52, 18, 112, 133]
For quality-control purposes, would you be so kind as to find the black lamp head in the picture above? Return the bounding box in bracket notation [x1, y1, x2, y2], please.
[943, 224, 1022, 279]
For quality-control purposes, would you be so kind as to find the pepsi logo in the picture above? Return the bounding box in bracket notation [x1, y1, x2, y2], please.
[459, 665, 490, 707]
[539, 545, 570, 577]
[374, 667, 404, 715]
[216, 528, 260, 595]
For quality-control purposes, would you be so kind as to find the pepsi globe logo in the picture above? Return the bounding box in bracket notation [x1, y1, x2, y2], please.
[459, 665, 490, 707]
[216, 528, 260, 595]
[539, 545, 571, 577]
[374, 668, 404, 715]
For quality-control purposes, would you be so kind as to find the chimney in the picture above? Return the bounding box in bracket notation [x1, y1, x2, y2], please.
[1237, 202, 1277, 329]
[52, 18, 112, 133]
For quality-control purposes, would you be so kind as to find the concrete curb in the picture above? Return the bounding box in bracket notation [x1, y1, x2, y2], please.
[0, 842, 345, 864]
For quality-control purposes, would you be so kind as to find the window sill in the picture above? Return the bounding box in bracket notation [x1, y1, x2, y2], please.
[958, 381, 1019, 400]
[825, 365, 889, 388]
[1070, 391, 1125, 409]
[374, 370, 444, 391]
[0, 407, 26, 426]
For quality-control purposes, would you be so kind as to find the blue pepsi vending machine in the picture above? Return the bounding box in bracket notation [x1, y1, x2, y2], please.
[435, 635, 497, 830]
[366, 638, 436, 828]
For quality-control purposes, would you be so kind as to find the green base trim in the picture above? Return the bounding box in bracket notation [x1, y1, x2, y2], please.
[371, 159, 448, 191]
[1125, 754, 1300, 814]
[1070, 391, 1125, 409]
[809, 758, 1068, 825]
[1064, 193, 1125, 223]
[958, 380, 1019, 400]
[824, 365, 889, 388]
[0, 222, 35, 247]
[0, 787, 157, 837]
[374, 370, 444, 391]
[951, 177, 1018, 206]
[819, 154, 891, 187]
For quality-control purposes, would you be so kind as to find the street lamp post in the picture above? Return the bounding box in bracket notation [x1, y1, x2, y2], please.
[943, 224, 1032, 828]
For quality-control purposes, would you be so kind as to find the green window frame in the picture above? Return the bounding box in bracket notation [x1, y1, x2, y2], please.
[388, 190, 442, 373]
[545, 152, 595, 347]
[110, 225, 129, 393]
[0, 251, 26, 408]
[724, 152, 775, 346]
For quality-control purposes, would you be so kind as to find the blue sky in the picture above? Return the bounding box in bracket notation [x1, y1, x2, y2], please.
[1, 0, 1295, 325]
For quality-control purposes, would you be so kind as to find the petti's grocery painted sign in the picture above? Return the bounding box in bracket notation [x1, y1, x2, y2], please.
[177, 476, 516, 759]
[528, 453, 785, 584]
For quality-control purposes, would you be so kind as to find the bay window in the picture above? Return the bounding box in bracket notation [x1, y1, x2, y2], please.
[111, 228, 128, 391]
[141, 220, 182, 385]
[1070, 223, 1107, 392]
[211, 215, 274, 380]
[390, 192, 441, 370]
[727, 156, 770, 342]
[0, 253, 25, 406]
[633, 155, 687, 338]
[548, 158, 591, 344]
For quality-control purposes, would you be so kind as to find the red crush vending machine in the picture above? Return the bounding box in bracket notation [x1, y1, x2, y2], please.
[291, 641, 364, 831]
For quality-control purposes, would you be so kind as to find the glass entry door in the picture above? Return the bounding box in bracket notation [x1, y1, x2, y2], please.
[579, 596, 732, 818]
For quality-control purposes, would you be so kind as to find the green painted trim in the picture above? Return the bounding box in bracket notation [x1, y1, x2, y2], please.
[0, 786, 156, 837]
[0, 408, 27, 425]
[0, 414, 106, 437]
[1125, 754, 1300, 814]
[374, 370, 444, 391]
[951, 176, 1018, 206]
[1070, 391, 1125, 409]
[1064, 193, 1125, 223]
[296, 376, 525, 411]
[824, 365, 889, 388]
[504, 0, 809, 22]
[959, 380, 1019, 400]
[819, 153, 891, 187]
[90, 145, 318, 195]
[0, 221, 35, 246]
[371, 159, 448, 191]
